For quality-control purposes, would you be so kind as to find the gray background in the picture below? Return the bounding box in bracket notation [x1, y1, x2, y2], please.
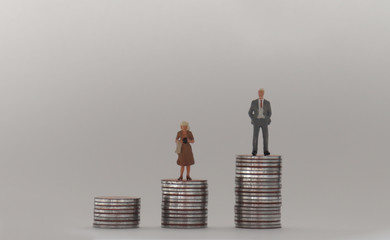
[1, 0, 390, 239]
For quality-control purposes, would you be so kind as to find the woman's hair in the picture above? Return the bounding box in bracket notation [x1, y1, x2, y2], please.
[180, 121, 190, 130]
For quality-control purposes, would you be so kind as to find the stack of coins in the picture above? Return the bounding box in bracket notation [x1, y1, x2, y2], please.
[235, 155, 282, 229]
[93, 196, 140, 229]
[161, 179, 208, 229]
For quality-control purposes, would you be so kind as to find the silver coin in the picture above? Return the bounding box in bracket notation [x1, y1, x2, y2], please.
[162, 221, 207, 225]
[162, 192, 208, 195]
[162, 216, 207, 221]
[235, 202, 282, 207]
[236, 167, 281, 172]
[236, 163, 281, 167]
[162, 206, 207, 210]
[162, 205, 207, 210]
[235, 207, 280, 212]
[236, 189, 281, 194]
[162, 219, 207, 224]
[236, 159, 282, 163]
[162, 196, 207, 201]
[235, 209, 281, 213]
[236, 171, 281, 176]
[236, 159, 281, 163]
[236, 162, 281, 167]
[162, 195, 208, 199]
[162, 180, 207, 185]
[236, 195, 281, 199]
[161, 209, 207, 214]
[235, 210, 280, 214]
[236, 173, 281, 178]
[162, 202, 207, 207]
[236, 170, 281, 175]
[94, 210, 140, 214]
[235, 212, 280, 216]
[235, 207, 280, 211]
[235, 190, 281, 196]
[162, 187, 207, 192]
[163, 188, 208, 192]
[95, 197, 140, 202]
[236, 153, 282, 158]
[162, 223, 207, 229]
[94, 204, 140, 209]
[94, 213, 139, 217]
[94, 210, 140, 215]
[93, 223, 139, 229]
[235, 223, 281, 229]
[94, 220, 139, 224]
[162, 194, 208, 197]
[163, 192, 208, 197]
[235, 204, 280, 209]
[94, 205, 140, 209]
[236, 178, 281, 182]
[162, 213, 207, 217]
[162, 200, 208, 204]
[236, 182, 281, 186]
[235, 220, 280, 225]
[94, 202, 140, 206]
[235, 173, 281, 177]
[236, 185, 281, 190]
[236, 195, 281, 200]
[235, 200, 282, 205]
[236, 215, 281, 220]
[236, 214, 280, 218]
[95, 217, 140, 221]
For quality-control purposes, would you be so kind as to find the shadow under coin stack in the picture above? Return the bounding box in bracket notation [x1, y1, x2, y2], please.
[161, 179, 208, 229]
[235, 155, 282, 229]
[93, 196, 141, 229]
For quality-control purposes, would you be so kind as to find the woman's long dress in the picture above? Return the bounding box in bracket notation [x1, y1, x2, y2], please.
[176, 130, 195, 166]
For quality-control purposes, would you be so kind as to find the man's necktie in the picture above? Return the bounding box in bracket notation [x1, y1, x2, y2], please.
[260, 99, 263, 108]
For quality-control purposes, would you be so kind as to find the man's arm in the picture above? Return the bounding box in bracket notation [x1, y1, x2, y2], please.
[268, 101, 272, 119]
[248, 101, 256, 119]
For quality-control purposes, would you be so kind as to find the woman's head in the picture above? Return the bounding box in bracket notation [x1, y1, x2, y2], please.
[180, 121, 190, 131]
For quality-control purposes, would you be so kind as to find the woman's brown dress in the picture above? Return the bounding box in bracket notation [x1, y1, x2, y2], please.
[176, 130, 195, 166]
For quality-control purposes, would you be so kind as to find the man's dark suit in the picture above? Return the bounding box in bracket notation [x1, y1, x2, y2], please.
[248, 99, 272, 154]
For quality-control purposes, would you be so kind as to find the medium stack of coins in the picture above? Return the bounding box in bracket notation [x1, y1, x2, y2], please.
[235, 155, 282, 229]
[93, 196, 140, 229]
[161, 179, 208, 229]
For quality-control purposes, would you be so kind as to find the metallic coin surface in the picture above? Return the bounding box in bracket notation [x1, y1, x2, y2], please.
[161, 179, 208, 228]
[235, 155, 282, 229]
[93, 223, 139, 229]
[161, 223, 207, 229]
[93, 196, 140, 229]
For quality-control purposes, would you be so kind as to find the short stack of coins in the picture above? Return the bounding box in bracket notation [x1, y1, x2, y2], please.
[93, 196, 140, 229]
[235, 155, 282, 229]
[161, 179, 208, 229]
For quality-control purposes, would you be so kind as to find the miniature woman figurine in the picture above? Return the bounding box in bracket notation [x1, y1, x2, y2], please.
[175, 121, 195, 181]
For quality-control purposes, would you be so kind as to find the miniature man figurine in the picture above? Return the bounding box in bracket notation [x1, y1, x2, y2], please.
[248, 88, 272, 156]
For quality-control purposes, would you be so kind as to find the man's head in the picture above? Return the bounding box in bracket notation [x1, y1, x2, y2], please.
[258, 88, 265, 99]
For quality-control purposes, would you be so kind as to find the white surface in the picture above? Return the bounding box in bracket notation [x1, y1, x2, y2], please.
[1, 0, 390, 239]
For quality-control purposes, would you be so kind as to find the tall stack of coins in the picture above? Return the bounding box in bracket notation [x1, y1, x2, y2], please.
[161, 179, 208, 229]
[235, 155, 282, 229]
[93, 196, 140, 229]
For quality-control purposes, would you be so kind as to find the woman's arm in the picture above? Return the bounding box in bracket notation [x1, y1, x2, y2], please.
[175, 132, 180, 143]
[188, 132, 195, 143]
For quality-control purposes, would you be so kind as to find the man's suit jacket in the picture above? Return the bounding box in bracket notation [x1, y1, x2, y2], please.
[248, 99, 272, 125]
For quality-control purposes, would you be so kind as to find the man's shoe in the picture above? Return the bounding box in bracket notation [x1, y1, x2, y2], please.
[264, 151, 270, 156]
[252, 151, 257, 156]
